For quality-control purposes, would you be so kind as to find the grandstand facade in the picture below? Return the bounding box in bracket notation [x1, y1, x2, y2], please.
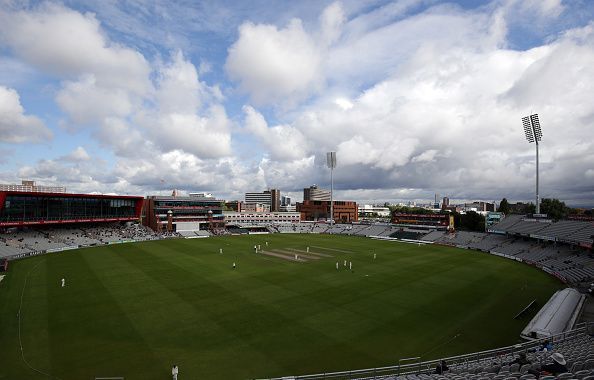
[142, 195, 224, 232]
[297, 200, 358, 223]
[0, 191, 143, 227]
[391, 213, 453, 230]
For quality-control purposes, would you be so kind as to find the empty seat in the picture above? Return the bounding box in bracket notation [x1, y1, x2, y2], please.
[574, 370, 592, 379]
[556, 373, 574, 380]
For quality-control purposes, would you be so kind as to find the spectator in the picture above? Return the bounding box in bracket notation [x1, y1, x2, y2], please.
[540, 353, 568, 376]
[510, 352, 531, 366]
[539, 339, 552, 352]
[435, 360, 449, 374]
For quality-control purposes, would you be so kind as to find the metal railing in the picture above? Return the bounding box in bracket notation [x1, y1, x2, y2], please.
[261, 322, 592, 380]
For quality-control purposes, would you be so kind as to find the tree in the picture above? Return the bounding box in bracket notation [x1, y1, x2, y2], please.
[460, 211, 485, 232]
[540, 198, 569, 220]
[497, 198, 510, 214]
[451, 211, 485, 232]
[525, 203, 536, 214]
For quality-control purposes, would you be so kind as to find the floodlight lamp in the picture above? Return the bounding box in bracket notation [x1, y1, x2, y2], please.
[326, 151, 337, 169]
[522, 116, 535, 143]
[530, 114, 542, 141]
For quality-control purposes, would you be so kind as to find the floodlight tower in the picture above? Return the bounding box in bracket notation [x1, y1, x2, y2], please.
[521, 114, 543, 214]
[326, 151, 337, 225]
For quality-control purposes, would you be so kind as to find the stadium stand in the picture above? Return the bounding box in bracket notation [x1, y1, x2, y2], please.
[2, 216, 593, 286]
[521, 288, 585, 339]
[507, 219, 551, 236]
[566, 223, 594, 246]
[0, 223, 163, 259]
[487, 214, 524, 232]
[267, 322, 594, 380]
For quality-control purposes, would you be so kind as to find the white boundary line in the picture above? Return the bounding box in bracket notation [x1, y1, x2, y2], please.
[18, 259, 63, 379]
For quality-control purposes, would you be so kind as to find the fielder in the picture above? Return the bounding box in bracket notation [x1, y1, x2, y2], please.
[61, 278, 65, 287]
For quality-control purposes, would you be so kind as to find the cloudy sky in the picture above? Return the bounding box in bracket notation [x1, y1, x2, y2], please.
[1, 0, 593, 206]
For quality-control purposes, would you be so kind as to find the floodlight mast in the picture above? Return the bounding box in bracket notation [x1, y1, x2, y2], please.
[326, 152, 337, 225]
[521, 114, 543, 214]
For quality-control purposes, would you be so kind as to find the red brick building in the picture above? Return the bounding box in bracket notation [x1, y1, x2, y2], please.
[296, 200, 358, 223]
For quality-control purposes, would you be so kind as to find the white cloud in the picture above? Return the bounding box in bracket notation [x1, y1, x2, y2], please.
[156, 51, 203, 114]
[226, 18, 322, 105]
[56, 74, 134, 124]
[0, 86, 52, 143]
[60, 146, 91, 162]
[142, 105, 232, 158]
[334, 97, 353, 110]
[411, 149, 439, 163]
[319, 1, 345, 46]
[243, 106, 308, 161]
[0, 3, 151, 94]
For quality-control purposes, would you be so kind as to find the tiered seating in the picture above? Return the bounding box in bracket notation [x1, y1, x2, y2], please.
[468, 234, 508, 251]
[421, 231, 446, 242]
[539, 221, 592, 241]
[270, 325, 594, 380]
[0, 242, 32, 257]
[566, 224, 594, 245]
[507, 220, 551, 236]
[489, 215, 524, 232]
[492, 239, 534, 256]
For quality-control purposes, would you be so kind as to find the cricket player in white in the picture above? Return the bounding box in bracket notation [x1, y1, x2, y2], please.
[219, 248, 223, 254]
[61, 278, 65, 287]
[336, 262, 339, 270]
[172, 365, 178, 380]
[349, 262, 352, 270]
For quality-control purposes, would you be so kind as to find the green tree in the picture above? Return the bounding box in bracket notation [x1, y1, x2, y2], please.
[540, 198, 569, 220]
[497, 198, 510, 214]
[525, 203, 536, 214]
[460, 211, 485, 232]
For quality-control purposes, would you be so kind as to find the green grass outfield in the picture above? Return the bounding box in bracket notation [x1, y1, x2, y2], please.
[0, 234, 561, 379]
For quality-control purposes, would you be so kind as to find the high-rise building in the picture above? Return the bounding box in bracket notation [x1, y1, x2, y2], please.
[269, 189, 280, 212]
[281, 195, 292, 206]
[245, 191, 272, 205]
[442, 197, 449, 209]
[303, 185, 331, 201]
[245, 189, 280, 211]
[0, 180, 66, 193]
